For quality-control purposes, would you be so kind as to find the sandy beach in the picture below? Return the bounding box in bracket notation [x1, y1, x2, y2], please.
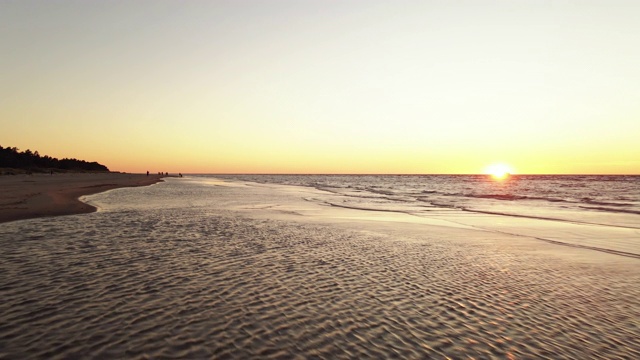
[0, 173, 163, 223]
[1, 177, 638, 358]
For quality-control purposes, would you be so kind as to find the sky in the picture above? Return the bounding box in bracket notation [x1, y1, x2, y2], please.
[1, 0, 639, 174]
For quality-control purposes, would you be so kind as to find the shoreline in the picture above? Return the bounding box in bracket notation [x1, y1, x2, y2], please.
[2, 175, 639, 358]
[0, 172, 164, 224]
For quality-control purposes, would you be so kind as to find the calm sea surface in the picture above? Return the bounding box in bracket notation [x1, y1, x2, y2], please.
[213, 174, 640, 227]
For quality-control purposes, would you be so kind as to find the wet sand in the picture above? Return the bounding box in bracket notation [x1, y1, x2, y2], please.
[0, 173, 163, 223]
[1, 178, 639, 358]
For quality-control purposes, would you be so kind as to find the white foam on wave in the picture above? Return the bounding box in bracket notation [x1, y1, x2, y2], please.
[217, 177, 640, 258]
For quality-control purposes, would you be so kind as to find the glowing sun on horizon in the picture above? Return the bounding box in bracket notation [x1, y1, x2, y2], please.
[484, 163, 514, 180]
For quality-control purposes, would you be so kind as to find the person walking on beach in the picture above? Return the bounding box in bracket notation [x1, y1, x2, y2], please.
[146, 171, 149, 176]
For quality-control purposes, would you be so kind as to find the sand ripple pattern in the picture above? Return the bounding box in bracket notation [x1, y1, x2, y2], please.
[1, 207, 640, 359]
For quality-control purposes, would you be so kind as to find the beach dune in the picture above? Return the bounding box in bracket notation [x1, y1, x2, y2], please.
[0, 173, 163, 223]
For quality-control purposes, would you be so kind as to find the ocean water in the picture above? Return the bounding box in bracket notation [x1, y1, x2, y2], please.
[213, 174, 640, 224]
[214, 174, 640, 257]
[1, 175, 639, 359]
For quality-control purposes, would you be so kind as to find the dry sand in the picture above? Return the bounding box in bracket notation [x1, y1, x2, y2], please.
[0, 173, 163, 223]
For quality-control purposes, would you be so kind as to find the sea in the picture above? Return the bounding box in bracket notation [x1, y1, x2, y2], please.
[1, 174, 639, 359]
[214, 174, 640, 225]
[214, 174, 640, 257]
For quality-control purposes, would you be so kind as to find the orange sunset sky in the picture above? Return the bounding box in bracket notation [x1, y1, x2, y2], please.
[1, 1, 639, 174]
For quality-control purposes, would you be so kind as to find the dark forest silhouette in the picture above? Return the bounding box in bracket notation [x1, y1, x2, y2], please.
[0, 145, 109, 172]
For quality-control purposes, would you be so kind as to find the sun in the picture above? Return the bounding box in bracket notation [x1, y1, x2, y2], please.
[484, 163, 514, 180]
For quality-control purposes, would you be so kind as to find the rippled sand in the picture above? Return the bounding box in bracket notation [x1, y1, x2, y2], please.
[1, 179, 639, 359]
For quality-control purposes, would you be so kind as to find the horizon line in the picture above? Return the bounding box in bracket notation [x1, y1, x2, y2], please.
[175, 173, 640, 176]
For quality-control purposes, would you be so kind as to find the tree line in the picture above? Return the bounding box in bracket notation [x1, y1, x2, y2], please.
[0, 145, 109, 172]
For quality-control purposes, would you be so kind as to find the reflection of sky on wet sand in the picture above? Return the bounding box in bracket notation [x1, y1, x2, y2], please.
[1, 177, 639, 358]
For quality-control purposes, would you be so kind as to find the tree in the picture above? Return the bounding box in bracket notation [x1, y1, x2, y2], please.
[0, 145, 109, 172]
